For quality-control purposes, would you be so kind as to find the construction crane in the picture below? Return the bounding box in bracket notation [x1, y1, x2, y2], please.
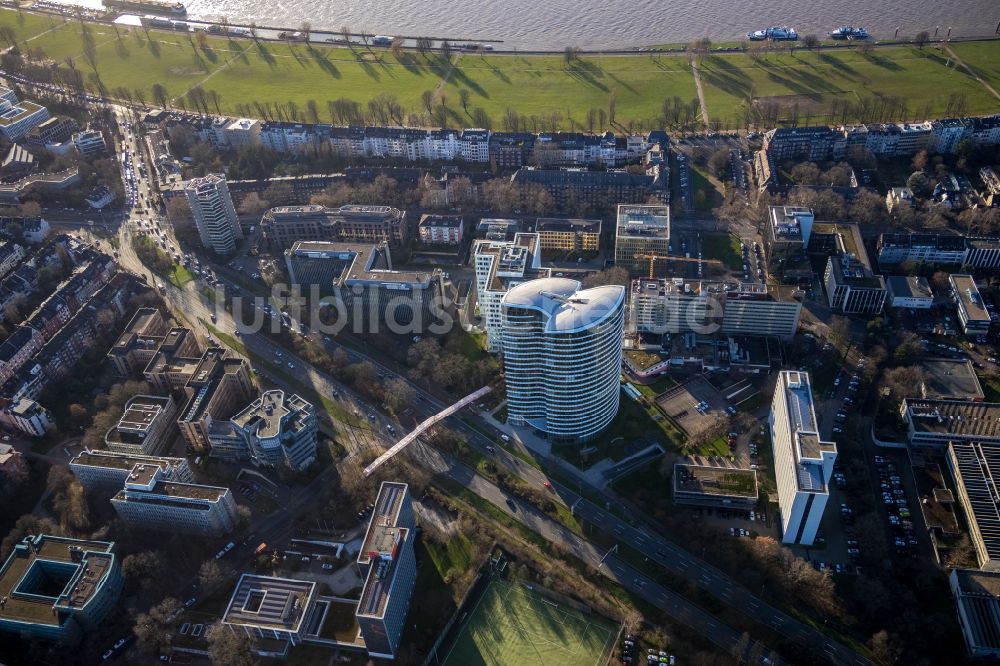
[634, 253, 721, 279]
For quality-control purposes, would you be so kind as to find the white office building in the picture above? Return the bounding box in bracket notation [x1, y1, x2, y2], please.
[216, 390, 318, 471]
[69, 450, 193, 495]
[769, 371, 837, 546]
[951, 274, 992, 335]
[474, 233, 548, 353]
[0, 99, 50, 142]
[501, 277, 625, 443]
[184, 174, 243, 255]
[111, 463, 237, 536]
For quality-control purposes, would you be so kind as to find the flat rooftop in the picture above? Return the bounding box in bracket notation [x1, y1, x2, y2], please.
[887, 275, 932, 300]
[70, 450, 184, 472]
[952, 568, 1000, 652]
[952, 274, 991, 324]
[476, 233, 548, 293]
[915, 358, 985, 401]
[768, 205, 812, 240]
[0, 100, 45, 127]
[777, 371, 836, 493]
[231, 390, 312, 440]
[118, 398, 168, 432]
[536, 217, 602, 234]
[615, 204, 669, 239]
[950, 442, 1000, 564]
[813, 222, 867, 261]
[673, 464, 758, 498]
[827, 253, 886, 290]
[223, 574, 317, 634]
[418, 214, 463, 228]
[0, 535, 115, 626]
[905, 399, 1000, 439]
[285, 241, 437, 286]
[116, 479, 229, 505]
[358, 483, 409, 619]
[180, 350, 247, 424]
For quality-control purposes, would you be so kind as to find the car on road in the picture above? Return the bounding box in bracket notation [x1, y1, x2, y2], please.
[184, 597, 196, 608]
[505, 498, 517, 512]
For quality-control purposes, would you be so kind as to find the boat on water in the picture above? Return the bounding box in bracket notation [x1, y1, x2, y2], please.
[103, 0, 186, 16]
[747, 26, 798, 41]
[830, 26, 870, 39]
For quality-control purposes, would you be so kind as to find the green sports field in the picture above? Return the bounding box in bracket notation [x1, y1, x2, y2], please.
[441, 578, 617, 666]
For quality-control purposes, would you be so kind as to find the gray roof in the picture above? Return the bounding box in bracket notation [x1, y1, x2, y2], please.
[501, 278, 624, 334]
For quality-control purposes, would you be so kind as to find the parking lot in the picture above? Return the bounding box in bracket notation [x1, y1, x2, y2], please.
[656, 376, 733, 437]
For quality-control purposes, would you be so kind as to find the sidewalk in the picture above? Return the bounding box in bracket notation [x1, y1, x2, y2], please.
[479, 412, 551, 457]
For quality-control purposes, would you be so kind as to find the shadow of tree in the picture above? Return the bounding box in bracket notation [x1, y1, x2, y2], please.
[148, 38, 160, 58]
[447, 64, 488, 98]
[286, 43, 307, 67]
[563, 59, 609, 92]
[307, 44, 341, 78]
[200, 44, 217, 64]
[817, 52, 861, 79]
[255, 40, 276, 67]
[355, 52, 381, 80]
[395, 52, 427, 76]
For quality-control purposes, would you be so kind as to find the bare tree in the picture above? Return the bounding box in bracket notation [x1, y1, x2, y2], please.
[206, 623, 258, 666]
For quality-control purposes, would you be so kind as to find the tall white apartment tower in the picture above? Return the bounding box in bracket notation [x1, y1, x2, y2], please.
[769, 370, 838, 546]
[184, 174, 243, 255]
[473, 232, 547, 353]
[501, 277, 625, 444]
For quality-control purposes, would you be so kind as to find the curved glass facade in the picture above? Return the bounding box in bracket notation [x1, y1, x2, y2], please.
[502, 281, 624, 443]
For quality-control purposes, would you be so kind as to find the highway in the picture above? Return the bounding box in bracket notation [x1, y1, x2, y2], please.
[98, 102, 872, 665]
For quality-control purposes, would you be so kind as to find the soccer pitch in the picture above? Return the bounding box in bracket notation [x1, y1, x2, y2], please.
[441, 578, 617, 666]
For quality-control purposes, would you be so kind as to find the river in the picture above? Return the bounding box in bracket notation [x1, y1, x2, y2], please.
[42, 0, 1000, 50]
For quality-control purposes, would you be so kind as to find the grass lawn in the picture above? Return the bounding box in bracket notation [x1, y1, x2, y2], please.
[557, 390, 686, 468]
[687, 163, 719, 210]
[168, 264, 194, 288]
[425, 531, 476, 576]
[697, 45, 1000, 127]
[440, 577, 616, 666]
[624, 349, 664, 371]
[701, 233, 742, 269]
[703, 435, 731, 458]
[0, 7, 65, 42]
[8, 8, 997, 130]
[633, 375, 678, 399]
[443, 52, 699, 126]
[949, 41, 1000, 97]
